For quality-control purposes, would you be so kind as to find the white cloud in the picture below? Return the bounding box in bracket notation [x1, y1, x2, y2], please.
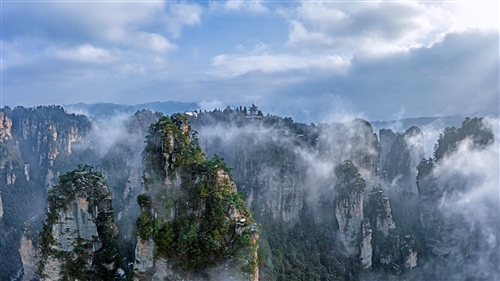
[198, 99, 226, 111]
[444, 2, 499, 32]
[134, 32, 178, 54]
[7, 1, 201, 48]
[210, 46, 350, 77]
[295, 2, 348, 30]
[55, 44, 116, 64]
[287, 20, 336, 47]
[209, 0, 269, 15]
[284, 1, 463, 56]
[433, 136, 499, 224]
[318, 94, 364, 124]
[48, 2, 165, 42]
[164, 2, 203, 38]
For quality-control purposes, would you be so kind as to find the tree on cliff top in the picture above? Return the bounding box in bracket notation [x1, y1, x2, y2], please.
[137, 114, 259, 276]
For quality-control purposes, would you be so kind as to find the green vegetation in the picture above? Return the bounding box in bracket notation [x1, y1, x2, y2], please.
[1, 105, 100, 279]
[3, 104, 494, 280]
[335, 160, 366, 195]
[188, 107, 383, 280]
[37, 165, 123, 281]
[418, 117, 494, 186]
[262, 213, 363, 281]
[433, 117, 493, 162]
[138, 115, 259, 275]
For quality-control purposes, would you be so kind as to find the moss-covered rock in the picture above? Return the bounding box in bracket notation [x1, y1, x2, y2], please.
[37, 165, 124, 281]
[135, 114, 259, 281]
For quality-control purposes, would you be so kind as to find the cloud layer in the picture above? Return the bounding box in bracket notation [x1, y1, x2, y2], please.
[2, 1, 498, 121]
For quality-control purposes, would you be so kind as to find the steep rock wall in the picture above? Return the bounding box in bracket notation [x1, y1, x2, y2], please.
[135, 115, 259, 281]
[383, 126, 424, 193]
[0, 189, 3, 219]
[360, 218, 373, 269]
[0, 108, 13, 142]
[0, 106, 98, 280]
[417, 118, 495, 259]
[379, 128, 397, 170]
[37, 165, 122, 281]
[102, 110, 161, 272]
[19, 224, 39, 281]
[11, 106, 93, 189]
[365, 188, 408, 273]
[334, 160, 366, 258]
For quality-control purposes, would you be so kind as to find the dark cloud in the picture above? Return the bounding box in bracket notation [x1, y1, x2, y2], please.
[250, 31, 499, 122]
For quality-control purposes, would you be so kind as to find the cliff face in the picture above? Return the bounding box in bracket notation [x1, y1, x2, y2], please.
[3, 105, 496, 280]
[101, 110, 161, 272]
[379, 129, 397, 169]
[383, 126, 424, 193]
[37, 165, 122, 281]
[19, 224, 39, 281]
[415, 117, 499, 280]
[0, 189, 3, 219]
[196, 122, 305, 227]
[359, 218, 373, 269]
[0, 107, 13, 219]
[11, 106, 93, 189]
[0, 108, 13, 142]
[135, 115, 259, 281]
[0, 106, 97, 280]
[334, 161, 366, 258]
[190, 111, 391, 280]
[314, 119, 381, 189]
[364, 188, 416, 273]
[417, 118, 495, 258]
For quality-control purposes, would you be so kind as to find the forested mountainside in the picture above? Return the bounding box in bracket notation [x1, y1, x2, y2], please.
[0, 105, 498, 281]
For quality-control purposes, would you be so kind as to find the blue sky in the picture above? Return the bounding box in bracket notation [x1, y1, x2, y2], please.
[1, 0, 498, 122]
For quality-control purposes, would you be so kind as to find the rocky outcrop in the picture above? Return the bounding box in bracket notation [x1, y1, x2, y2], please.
[0, 106, 97, 280]
[383, 126, 424, 193]
[369, 189, 396, 237]
[365, 188, 401, 271]
[401, 235, 417, 271]
[0, 191, 3, 219]
[10, 106, 93, 189]
[135, 115, 259, 281]
[101, 110, 161, 272]
[334, 160, 366, 258]
[316, 119, 381, 189]
[379, 128, 397, 169]
[37, 165, 123, 281]
[360, 218, 373, 269]
[19, 224, 39, 281]
[364, 187, 419, 273]
[417, 118, 495, 259]
[0, 107, 13, 142]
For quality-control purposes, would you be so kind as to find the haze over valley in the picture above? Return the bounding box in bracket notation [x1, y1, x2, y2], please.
[1, 1, 498, 280]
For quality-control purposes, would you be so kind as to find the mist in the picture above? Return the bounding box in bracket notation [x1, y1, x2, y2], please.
[2, 104, 498, 280]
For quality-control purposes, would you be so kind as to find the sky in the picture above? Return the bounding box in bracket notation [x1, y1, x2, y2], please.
[1, 0, 499, 122]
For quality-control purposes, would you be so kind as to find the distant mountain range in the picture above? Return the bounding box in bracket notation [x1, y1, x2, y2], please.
[65, 101, 469, 133]
[370, 115, 465, 132]
[64, 101, 199, 118]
